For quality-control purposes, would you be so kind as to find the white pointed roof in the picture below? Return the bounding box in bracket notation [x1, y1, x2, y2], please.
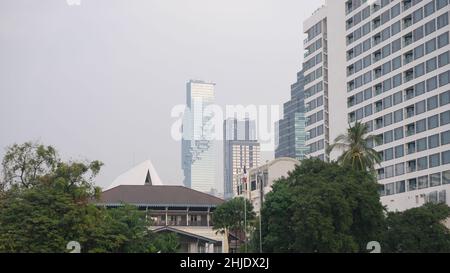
[106, 160, 163, 190]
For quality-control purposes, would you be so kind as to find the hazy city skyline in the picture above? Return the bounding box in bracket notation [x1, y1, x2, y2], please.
[0, 0, 324, 191]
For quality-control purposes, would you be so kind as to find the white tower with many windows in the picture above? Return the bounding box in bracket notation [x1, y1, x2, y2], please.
[304, 0, 450, 211]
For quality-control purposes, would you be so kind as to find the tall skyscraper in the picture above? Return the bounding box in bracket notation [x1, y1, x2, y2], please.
[182, 80, 217, 193]
[275, 70, 308, 160]
[223, 118, 260, 200]
[303, 0, 450, 211]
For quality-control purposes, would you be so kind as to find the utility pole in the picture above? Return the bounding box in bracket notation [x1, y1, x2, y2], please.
[259, 170, 263, 253]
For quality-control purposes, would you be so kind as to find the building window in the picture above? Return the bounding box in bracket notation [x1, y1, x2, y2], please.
[417, 137, 428, 152]
[426, 57, 438, 73]
[430, 173, 442, 187]
[416, 118, 427, 133]
[441, 110, 450, 125]
[443, 171, 450, 185]
[443, 151, 450, 164]
[430, 153, 441, 168]
[415, 81, 425, 96]
[385, 183, 395, 196]
[438, 51, 450, 68]
[394, 109, 403, 123]
[414, 44, 425, 60]
[395, 163, 405, 176]
[440, 91, 450, 106]
[395, 145, 404, 158]
[441, 130, 450, 146]
[385, 148, 394, 161]
[415, 100, 426, 115]
[418, 175, 429, 189]
[396, 180, 406, 194]
[427, 77, 437, 92]
[417, 156, 428, 171]
[428, 134, 440, 149]
[407, 141, 416, 154]
[415, 63, 425, 78]
[428, 115, 439, 130]
[424, 1, 435, 17]
[407, 160, 417, 173]
[395, 127, 404, 140]
[426, 39, 437, 54]
[408, 178, 417, 191]
[427, 95, 439, 111]
[439, 71, 450, 87]
[438, 32, 449, 48]
[437, 0, 449, 10]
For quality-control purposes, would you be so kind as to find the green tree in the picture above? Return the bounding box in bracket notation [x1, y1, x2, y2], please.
[382, 203, 450, 253]
[212, 197, 255, 252]
[0, 141, 178, 253]
[1, 142, 58, 189]
[260, 159, 385, 253]
[151, 233, 181, 253]
[327, 121, 381, 171]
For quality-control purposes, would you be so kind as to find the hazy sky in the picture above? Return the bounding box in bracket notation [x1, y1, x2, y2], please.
[0, 0, 324, 190]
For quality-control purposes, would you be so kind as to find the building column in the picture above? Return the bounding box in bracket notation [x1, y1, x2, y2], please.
[186, 208, 189, 226]
[165, 207, 168, 226]
[207, 207, 210, 227]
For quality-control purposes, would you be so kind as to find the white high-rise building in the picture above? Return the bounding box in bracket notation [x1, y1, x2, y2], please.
[303, 0, 450, 211]
[182, 80, 217, 193]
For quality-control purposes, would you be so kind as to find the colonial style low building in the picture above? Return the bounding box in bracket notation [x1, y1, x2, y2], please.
[236, 157, 300, 213]
[96, 185, 225, 253]
[96, 160, 226, 253]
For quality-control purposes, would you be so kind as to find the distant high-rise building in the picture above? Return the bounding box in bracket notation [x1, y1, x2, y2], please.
[182, 80, 217, 193]
[223, 118, 260, 200]
[275, 70, 308, 160]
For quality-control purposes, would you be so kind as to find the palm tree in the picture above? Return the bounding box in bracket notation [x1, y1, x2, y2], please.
[327, 121, 381, 171]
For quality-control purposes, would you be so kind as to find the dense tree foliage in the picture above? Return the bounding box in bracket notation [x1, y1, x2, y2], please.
[260, 159, 386, 253]
[213, 197, 255, 252]
[382, 203, 450, 253]
[0, 142, 179, 253]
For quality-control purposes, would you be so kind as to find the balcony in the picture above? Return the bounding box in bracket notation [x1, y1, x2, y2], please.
[373, 51, 382, 62]
[404, 34, 413, 47]
[375, 85, 383, 96]
[406, 106, 415, 118]
[404, 70, 414, 82]
[347, 34, 354, 45]
[375, 118, 383, 130]
[407, 144, 416, 155]
[406, 124, 415, 136]
[403, 0, 412, 11]
[348, 97, 355, 108]
[373, 18, 381, 29]
[373, 35, 382, 46]
[346, 1, 353, 14]
[404, 52, 414, 64]
[407, 164, 416, 173]
[403, 16, 413, 29]
[374, 68, 382, 79]
[372, 3, 381, 13]
[347, 50, 354, 61]
[405, 88, 414, 100]
[375, 102, 383, 112]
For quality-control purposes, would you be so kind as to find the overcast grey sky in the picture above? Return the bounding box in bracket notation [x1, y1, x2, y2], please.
[0, 0, 324, 190]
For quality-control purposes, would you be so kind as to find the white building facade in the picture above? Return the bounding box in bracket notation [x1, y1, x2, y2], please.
[304, 0, 450, 211]
[236, 158, 300, 213]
